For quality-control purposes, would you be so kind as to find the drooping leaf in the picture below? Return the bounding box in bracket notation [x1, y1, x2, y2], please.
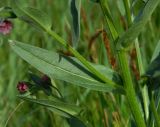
[19, 95, 88, 126]
[18, 95, 81, 117]
[10, 40, 123, 93]
[70, 0, 81, 48]
[117, 0, 160, 49]
[11, 0, 51, 31]
[151, 40, 160, 62]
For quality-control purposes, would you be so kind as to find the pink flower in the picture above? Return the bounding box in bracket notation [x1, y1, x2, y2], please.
[17, 82, 28, 93]
[0, 20, 13, 35]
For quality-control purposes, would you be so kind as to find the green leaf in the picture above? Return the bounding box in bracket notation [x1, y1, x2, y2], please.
[11, 0, 51, 31]
[99, 0, 119, 40]
[18, 95, 81, 117]
[19, 95, 89, 127]
[151, 40, 160, 62]
[0, 7, 17, 19]
[10, 40, 123, 93]
[117, 0, 160, 49]
[70, 0, 81, 48]
[146, 54, 160, 89]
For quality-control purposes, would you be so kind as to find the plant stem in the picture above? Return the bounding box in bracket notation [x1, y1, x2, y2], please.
[99, 1, 146, 126]
[150, 94, 160, 127]
[123, 0, 149, 122]
[118, 50, 146, 127]
[46, 30, 120, 88]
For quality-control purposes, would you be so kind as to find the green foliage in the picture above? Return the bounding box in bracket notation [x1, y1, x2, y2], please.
[1, 0, 160, 127]
[146, 41, 160, 90]
[70, 0, 81, 48]
[151, 40, 160, 62]
[12, 0, 52, 31]
[18, 95, 81, 117]
[10, 40, 123, 92]
[0, 7, 16, 19]
[117, 0, 160, 49]
[146, 54, 160, 89]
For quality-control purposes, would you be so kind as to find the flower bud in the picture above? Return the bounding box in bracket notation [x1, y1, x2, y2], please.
[17, 82, 28, 93]
[41, 75, 52, 87]
[0, 20, 13, 35]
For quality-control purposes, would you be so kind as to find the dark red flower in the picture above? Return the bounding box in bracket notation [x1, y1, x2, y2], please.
[41, 75, 51, 83]
[0, 20, 13, 35]
[41, 75, 52, 87]
[17, 82, 28, 93]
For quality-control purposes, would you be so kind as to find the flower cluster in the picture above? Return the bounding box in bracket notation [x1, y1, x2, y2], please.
[17, 74, 52, 94]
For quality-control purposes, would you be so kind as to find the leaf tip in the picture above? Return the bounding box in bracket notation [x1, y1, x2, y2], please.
[9, 40, 16, 46]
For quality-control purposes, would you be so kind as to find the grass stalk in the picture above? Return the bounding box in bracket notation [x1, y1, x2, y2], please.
[99, 0, 119, 40]
[118, 50, 146, 127]
[123, 0, 149, 122]
[135, 39, 149, 121]
[99, 1, 146, 126]
[123, 0, 132, 26]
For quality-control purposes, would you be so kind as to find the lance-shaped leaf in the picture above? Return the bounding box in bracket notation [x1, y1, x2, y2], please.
[10, 40, 123, 93]
[19, 95, 88, 127]
[18, 95, 81, 118]
[70, 0, 81, 48]
[117, 0, 160, 49]
[11, 0, 51, 31]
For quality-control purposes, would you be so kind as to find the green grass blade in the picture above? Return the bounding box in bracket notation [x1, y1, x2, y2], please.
[70, 0, 81, 48]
